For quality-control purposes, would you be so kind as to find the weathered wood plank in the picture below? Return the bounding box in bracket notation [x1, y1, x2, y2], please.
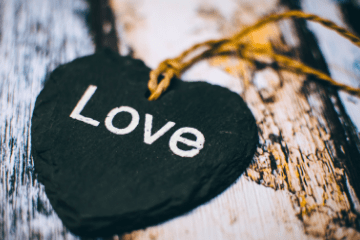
[109, 0, 360, 239]
[0, 0, 94, 238]
[301, 0, 360, 132]
[1, 0, 359, 239]
[297, 0, 360, 215]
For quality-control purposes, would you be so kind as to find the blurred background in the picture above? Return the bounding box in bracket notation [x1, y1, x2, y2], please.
[1, 0, 360, 239]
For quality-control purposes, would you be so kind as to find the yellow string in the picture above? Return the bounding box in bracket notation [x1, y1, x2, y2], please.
[147, 10, 360, 101]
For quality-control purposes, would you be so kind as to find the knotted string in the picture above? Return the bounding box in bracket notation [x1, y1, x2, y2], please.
[147, 10, 360, 101]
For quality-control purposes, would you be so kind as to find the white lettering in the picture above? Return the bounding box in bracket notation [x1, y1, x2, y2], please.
[71, 86, 205, 157]
[169, 127, 205, 157]
[105, 106, 140, 135]
[144, 114, 175, 145]
[70, 85, 100, 127]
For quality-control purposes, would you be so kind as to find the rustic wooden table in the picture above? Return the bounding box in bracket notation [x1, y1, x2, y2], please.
[1, 0, 360, 239]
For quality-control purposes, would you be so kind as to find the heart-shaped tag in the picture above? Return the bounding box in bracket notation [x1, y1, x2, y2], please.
[31, 49, 258, 237]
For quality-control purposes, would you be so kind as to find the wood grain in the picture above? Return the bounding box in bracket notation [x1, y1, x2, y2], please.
[301, 0, 360, 132]
[1, 0, 360, 239]
[298, 0, 360, 213]
[110, 0, 360, 239]
[0, 0, 94, 238]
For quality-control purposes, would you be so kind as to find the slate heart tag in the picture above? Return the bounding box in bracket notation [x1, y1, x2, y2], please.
[31, 49, 258, 237]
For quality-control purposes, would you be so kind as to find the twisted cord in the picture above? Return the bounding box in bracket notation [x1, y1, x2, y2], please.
[148, 10, 360, 100]
[240, 45, 360, 96]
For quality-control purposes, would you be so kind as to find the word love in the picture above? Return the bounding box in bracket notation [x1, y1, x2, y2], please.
[69, 85, 205, 158]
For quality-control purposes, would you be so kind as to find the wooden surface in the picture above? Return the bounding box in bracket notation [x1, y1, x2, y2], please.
[1, 0, 360, 239]
[301, 0, 360, 131]
[0, 0, 94, 238]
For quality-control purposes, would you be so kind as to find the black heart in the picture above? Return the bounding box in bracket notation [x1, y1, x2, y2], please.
[31, 49, 258, 237]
